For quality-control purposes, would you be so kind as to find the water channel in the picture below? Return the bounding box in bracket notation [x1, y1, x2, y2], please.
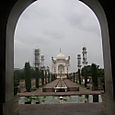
[18, 95, 102, 104]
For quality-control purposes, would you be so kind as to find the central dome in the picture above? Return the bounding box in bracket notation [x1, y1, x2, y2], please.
[56, 52, 65, 59]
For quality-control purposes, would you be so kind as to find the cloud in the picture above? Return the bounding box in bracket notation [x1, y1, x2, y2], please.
[14, 0, 104, 71]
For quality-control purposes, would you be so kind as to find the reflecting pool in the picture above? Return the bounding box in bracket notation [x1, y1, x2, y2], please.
[19, 95, 102, 104]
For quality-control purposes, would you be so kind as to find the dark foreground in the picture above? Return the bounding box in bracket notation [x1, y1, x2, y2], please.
[19, 103, 105, 115]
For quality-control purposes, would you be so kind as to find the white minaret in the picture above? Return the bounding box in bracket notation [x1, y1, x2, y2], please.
[77, 54, 81, 70]
[67, 56, 70, 74]
[82, 47, 88, 66]
[34, 49, 40, 68]
[77, 54, 82, 84]
[41, 55, 45, 68]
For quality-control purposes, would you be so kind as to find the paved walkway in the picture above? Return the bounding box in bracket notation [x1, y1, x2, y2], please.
[17, 79, 103, 96]
[19, 103, 105, 115]
[43, 79, 60, 88]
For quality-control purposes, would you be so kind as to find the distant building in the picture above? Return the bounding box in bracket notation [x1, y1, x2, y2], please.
[52, 49, 70, 78]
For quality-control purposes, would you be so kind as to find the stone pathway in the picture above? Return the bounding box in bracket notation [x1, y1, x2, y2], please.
[17, 79, 103, 96]
[43, 79, 60, 88]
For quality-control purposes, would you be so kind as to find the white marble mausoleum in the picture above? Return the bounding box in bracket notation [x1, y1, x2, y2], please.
[51, 50, 70, 78]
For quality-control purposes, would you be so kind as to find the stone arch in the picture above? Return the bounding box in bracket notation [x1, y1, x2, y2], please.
[2, 0, 114, 115]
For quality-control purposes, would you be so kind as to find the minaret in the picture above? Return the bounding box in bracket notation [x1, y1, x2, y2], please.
[82, 47, 88, 66]
[77, 54, 82, 84]
[34, 49, 40, 69]
[41, 55, 45, 69]
[67, 56, 70, 74]
[77, 54, 81, 69]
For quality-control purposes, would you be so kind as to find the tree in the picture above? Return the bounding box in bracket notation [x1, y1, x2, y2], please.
[91, 63, 99, 90]
[14, 71, 20, 95]
[81, 64, 105, 90]
[84, 67, 88, 87]
[41, 70, 44, 86]
[81, 66, 89, 87]
[48, 72, 50, 83]
[73, 73, 75, 82]
[51, 73, 56, 81]
[67, 74, 69, 79]
[81, 65, 91, 76]
[97, 68, 105, 91]
[69, 74, 72, 80]
[14, 69, 25, 79]
[51, 73, 53, 81]
[78, 69, 81, 84]
[45, 70, 47, 84]
[35, 68, 40, 88]
[24, 62, 31, 92]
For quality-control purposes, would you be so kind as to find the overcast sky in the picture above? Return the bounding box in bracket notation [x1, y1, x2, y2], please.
[14, 0, 104, 72]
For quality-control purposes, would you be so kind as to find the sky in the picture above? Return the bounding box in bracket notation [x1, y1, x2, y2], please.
[14, 0, 104, 72]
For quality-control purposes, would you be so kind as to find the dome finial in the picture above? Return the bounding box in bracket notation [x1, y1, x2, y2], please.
[60, 48, 61, 53]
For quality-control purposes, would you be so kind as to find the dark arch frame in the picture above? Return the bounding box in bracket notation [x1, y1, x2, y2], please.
[1, 0, 114, 115]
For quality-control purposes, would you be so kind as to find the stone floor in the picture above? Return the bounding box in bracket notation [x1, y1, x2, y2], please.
[19, 103, 105, 115]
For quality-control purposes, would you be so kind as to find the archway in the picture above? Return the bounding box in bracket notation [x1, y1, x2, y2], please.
[2, 0, 114, 115]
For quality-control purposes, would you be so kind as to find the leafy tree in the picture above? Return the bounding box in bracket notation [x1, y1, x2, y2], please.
[35, 68, 40, 88]
[67, 74, 69, 79]
[44, 71, 47, 84]
[14, 69, 25, 79]
[78, 69, 81, 84]
[97, 68, 105, 91]
[81, 66, 89, 87]
[30, 68, 35, 79]
[81, 64, 105, 90]
[41, 70, 44, 86]
[54, 74, 57, 80]
[91, 63, 99, 90]
[14, 72, 20, 95]
[51, 74, 56, 81]
[48, 73, 50, 83]
[51, 73, 53, 81]
[84, 67, 88, 87]
[73, 73, 75, 82]
[81, 65, 91, 76]
[69, 73, 72, 80]
[24, 62, 31, 92]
